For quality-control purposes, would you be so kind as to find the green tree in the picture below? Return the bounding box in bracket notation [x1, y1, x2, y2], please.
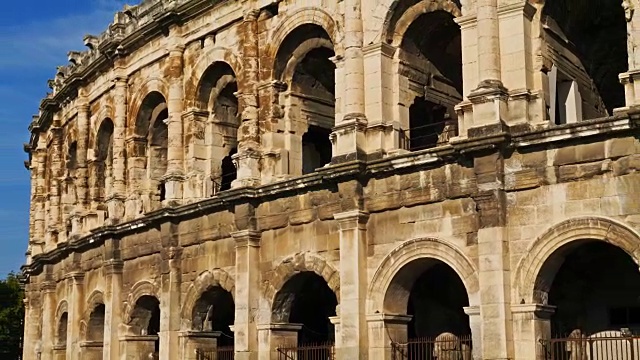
[0, 272, 24, 360]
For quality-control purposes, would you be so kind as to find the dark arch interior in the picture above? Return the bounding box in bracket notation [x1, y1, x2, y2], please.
[274, 24, 333, 80]
[197, 62, 238, 112]
[401, 10, 462, 95]
[131, 295, 161, 350]
[302, 126, 332, 174]
[192, 286, 235, 346]
[67, 141, 78, 172]
[409, 97, 448, 151]
[135, 92, 166, 137]
[274, 271, 338, 345]
[87, 304, 106, 342]
[543, 0, 627, 113]
[547, 241, 640, 336]
[219, 147, 237, 193]
[57, 312, 69, 346]
[407, 261, 471, 338]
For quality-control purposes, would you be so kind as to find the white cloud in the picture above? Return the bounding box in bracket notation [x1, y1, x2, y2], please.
[0, 0, 131, 69]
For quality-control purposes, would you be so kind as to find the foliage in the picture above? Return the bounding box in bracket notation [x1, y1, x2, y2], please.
[0, 272, 24, 360]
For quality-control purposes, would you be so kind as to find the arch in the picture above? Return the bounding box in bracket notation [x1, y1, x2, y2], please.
[55, 300, 69, 324]
[90, 102, 114, 146]
[181, 269, 236, 325]
[123, 280, 159, 324]
[368, 237, 480, 314]
[194, 61, 238, 113]
[263, 252, 340, 317]
[514, 216, 640, 304]
[389, 0, 462, 47]
[281, 37, 335, 82]
[128, 78, 169, 129]
[186, 47, 242, 108]
[269, 7, 341, 61]
[370, 0, 471, 45]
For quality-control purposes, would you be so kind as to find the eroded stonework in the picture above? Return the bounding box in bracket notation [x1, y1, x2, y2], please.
[21, 0, 640, 359]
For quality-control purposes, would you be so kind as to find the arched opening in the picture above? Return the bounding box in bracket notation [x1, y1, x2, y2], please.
[384, 258, 472, 359]
[129, 295, 161, 353]
[56, 312, 69, 347]
[542, 0, 627, 119]
[275, 24, 336, 175]
[95, 119, 114, 206]
[397, 8, 461, 151]
[86, 304, 105, 342]
[134, 92, 168, 211]
[189, 286, 235, 356]
[272, 271, 338, 346]
[537, 241, 640, 336]
[83, 304, 105, 359]
[196, 62, 240, 196]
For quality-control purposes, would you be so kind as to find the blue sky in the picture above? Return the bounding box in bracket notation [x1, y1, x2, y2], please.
[0, 0, 130, 277]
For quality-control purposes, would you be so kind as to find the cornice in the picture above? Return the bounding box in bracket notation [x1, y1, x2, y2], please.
[20, 111, 639, 279]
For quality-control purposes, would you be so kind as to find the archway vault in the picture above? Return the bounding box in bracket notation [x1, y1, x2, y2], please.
[368, 237, 480, 314]
[263, 252, 340, 319]
[514, 216, 640, 304]
[181, 268, 236, 327]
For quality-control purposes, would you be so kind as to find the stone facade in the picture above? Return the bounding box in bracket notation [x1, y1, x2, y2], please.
[20, 0, 640, 359]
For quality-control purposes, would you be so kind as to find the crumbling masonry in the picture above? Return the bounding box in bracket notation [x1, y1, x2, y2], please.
[21, 0, 640, 359]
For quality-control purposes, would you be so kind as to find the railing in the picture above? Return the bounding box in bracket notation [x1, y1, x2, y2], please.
[276, 342, 335, 360]
[391, 334, 472, 360]
[541, 332, 640, 360]
[399, 120, 458, 152]
[196, 346, 235, 360]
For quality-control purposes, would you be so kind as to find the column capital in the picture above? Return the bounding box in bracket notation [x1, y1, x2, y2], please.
[65, 271, 85, 282]
[103, 260, 124, 275]
[363, 42, 397, 58]
[463, 305, 481, 317]
[334, 210, 370, 229]
[256, 323, 303, 332]
[231, 229, 261, 247]
[365, 313, 412, 325]
[511, 303, 556, 319]
[41, 280, 57, 293]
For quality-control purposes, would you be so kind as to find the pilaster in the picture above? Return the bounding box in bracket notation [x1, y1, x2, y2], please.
[23, 286, 43, 360]
[256, 323, 302, 360]
[332, 0, 368, 163]
[164, 31, 186, 205]
[65, 271, 85, 360]
[159, 245, 182, 360]
[102, 257, 123, 360]
[363, 42, 398, 156]
[464, 306, 483, 360]
[47, 124, 63, 248]
[334, 210, 369, 359]
[108, 68, 128, 223]
[234, 9, 262, 188]
[41, 281, 57, 360]
[232, 229, 261, 360]
[511, 304, 555, 360]
[183, 109, 209, 201]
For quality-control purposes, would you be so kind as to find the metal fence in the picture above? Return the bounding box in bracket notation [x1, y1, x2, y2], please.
[541, 333, 640, 360]
[196, 346, 235, 360]
[391, 334, 472, 360]
[276, 342, 335, 360]
[211, 172, 237, 196]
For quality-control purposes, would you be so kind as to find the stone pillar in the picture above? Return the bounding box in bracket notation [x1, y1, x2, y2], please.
[256, 323, 302, 360]
[65, 272, 85, 360]
[164, 33, 186, 205]
[366, 314, 412, 360]
[107, 71, 127, 223]
[233, 9, 262, 188]
[102, 257, 123, 360]
[48, 124, 63, 248]
[73, 102, 90, 235]
[183, 110, 209, 201]
[232, 229, 261, 360]
[159, 246, 182, 360]
[41, 281, 57, 360]
[180, 331, 221, 360]
[620, 0, 640, 108]
[332, 0, 368, 162]
[23, 286, 43, 360]
[31, 145, 47, 257]
[334, 210, 369, 359]
[363, 43, 398, 156]
[476, 0, 502, 88]
[511, 304, 555, 360]
[464, 306, 482, 360]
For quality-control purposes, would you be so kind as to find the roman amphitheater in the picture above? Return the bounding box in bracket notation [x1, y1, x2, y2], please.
[19, 0, 640, 359]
